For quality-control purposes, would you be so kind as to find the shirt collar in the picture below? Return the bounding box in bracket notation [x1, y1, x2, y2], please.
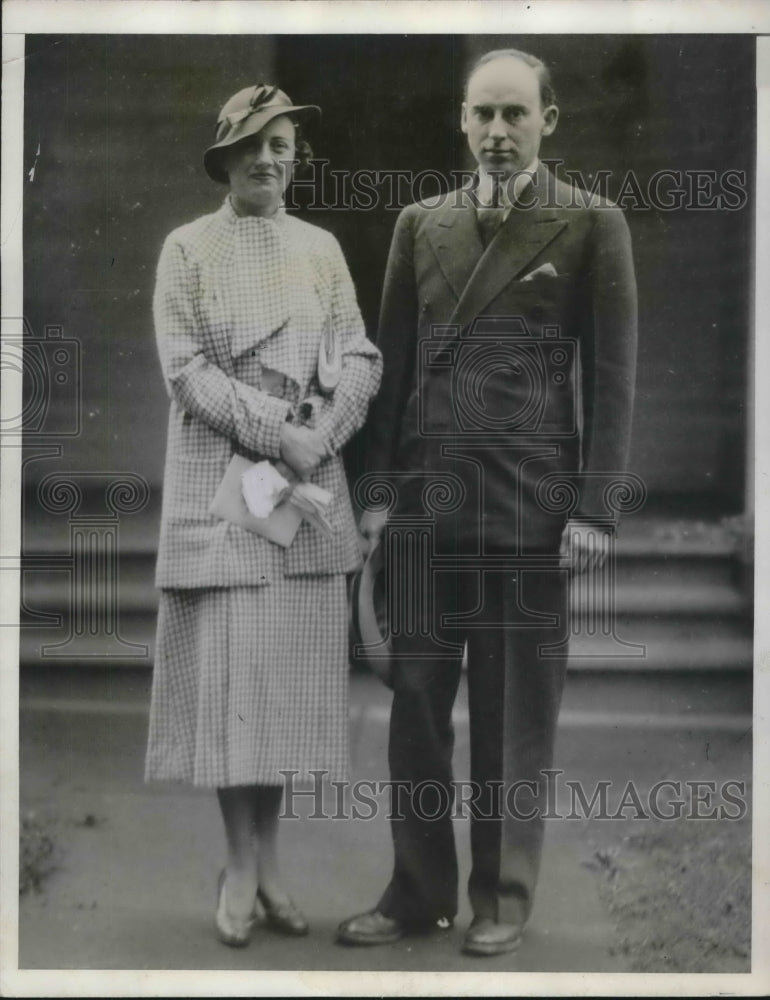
[476, 158, 539, 209]
[222, 195, 287, 226]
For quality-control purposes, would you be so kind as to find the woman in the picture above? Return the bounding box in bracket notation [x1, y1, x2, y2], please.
[144, 83, 382, 946]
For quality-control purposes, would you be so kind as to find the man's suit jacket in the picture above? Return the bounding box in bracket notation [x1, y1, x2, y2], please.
[366, 166, 638, 552]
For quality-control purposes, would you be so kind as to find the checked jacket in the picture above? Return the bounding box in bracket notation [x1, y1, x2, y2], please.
[153, 197, 382, 588]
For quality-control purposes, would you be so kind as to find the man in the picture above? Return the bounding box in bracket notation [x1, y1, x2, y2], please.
[338, 48, 637, 956]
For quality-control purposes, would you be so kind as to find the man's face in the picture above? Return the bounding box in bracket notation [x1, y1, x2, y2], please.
[461, 56, 558, 180]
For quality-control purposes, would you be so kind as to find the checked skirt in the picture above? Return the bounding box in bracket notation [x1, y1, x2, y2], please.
[144, 563, 350, 788]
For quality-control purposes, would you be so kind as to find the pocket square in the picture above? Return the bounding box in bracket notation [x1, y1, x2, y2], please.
[520, 262, 558, 281]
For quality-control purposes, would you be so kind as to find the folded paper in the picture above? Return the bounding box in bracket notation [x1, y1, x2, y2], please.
[209, 454, 334, 547]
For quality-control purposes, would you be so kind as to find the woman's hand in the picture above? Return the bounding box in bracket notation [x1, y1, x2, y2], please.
[279, 423, 329, 481]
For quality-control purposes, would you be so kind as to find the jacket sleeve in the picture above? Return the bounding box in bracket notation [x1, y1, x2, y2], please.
[365, 205, 420, 474]
[577, 203, 638, 519]
[301, 237, 383, 453]
[154, 234, 293, 459]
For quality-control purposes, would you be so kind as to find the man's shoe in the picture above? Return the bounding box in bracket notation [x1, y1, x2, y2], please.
[336, 909, 408, 945]
[337, 909, 453, 946]
[461, 916, 522, 957]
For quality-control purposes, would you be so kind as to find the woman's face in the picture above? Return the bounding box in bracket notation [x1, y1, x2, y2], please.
[222, 114, 297, 217]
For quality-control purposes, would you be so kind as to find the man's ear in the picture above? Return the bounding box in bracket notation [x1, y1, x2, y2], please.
[541, 105, 559, 137]
[460, 102, 468, 135]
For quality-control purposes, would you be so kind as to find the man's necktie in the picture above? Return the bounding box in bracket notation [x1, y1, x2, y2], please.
[476, 203, 506, 247]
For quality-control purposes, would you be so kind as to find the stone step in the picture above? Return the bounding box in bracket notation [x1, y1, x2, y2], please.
[570, 614, 749, 646]
[19, 662, 753, 719]
[18, 508, 748, 603]
[18, 569, 749, 620]
[567, 632, 752, 672]
[14, 513, 752, 674]
[569, 581, 748, 618]
[19, 601, 750, 643]
[615, 554, 741, 589]
[19, 508, 745, 554]
[16, 615, 753, 673]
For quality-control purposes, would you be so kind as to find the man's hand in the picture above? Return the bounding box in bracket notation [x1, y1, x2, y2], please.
[559, 520, 610, 575]
[358, 508, 389, 554]
[279, 423, 328, 481]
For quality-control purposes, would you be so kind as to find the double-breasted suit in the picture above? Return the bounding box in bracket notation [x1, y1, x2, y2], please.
[366, 166, 637, 926]
[368, 166, 637, 552]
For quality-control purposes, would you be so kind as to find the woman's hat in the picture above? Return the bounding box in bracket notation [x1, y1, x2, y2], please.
[348, 538, 393, 688]
[204, 83, 320, 183]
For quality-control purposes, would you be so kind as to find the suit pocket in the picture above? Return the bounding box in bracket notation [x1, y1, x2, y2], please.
[511, 273, 572, 298]
[495, 274, 574, 333]
[165, 453, 227, 524]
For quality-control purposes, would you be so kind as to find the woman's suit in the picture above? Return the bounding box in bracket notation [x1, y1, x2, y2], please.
[145, 198, 381, 787]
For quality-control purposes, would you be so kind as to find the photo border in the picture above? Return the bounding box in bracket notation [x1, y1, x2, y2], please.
[2, 2, 768, 996]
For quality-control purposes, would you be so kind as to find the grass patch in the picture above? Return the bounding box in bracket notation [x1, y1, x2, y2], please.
[20, 811, 58, 896]
[587, 814, 750, 972]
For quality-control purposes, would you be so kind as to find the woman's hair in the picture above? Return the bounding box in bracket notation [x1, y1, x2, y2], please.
[293, 119, 314, 175]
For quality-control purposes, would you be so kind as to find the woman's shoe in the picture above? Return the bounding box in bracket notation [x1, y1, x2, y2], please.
[257, 887, 309, 936]
[215, 870, 257, 947]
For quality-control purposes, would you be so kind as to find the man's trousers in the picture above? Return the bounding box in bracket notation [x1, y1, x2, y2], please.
[377, 555, 569, 927]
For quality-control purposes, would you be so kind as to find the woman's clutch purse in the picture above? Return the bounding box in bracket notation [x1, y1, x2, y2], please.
[209, 454, 334, 547]
[209, 455, 302, 547]
[317, 316, 341, 395]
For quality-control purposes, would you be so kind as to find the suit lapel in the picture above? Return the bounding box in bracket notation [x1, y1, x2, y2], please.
[425, 190, 484, 302]
[448, 168, 567, 332]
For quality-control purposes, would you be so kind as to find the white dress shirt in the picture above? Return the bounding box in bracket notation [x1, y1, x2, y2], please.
[476, 158, 539, 220]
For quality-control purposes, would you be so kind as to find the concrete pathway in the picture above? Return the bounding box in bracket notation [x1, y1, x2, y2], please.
[16, 671, 631, 975]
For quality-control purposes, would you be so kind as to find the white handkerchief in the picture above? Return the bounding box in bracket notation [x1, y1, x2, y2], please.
[520, 262, 558, 281]
[241, 461, 291, 519]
